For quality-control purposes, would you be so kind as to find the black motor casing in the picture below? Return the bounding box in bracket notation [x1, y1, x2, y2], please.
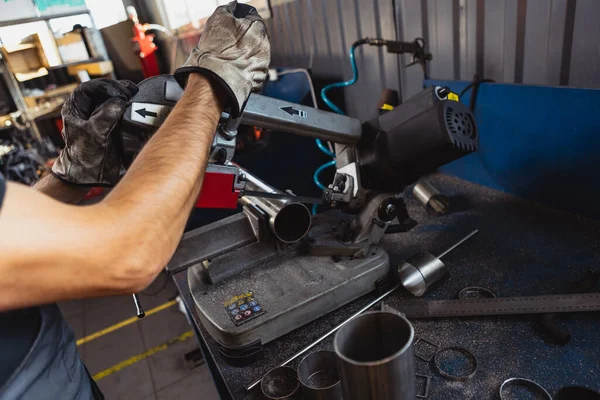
[357, 86, 478, 193]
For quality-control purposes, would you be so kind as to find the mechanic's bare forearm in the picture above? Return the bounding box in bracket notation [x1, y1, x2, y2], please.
[98, 74, 224, 290]
[0, 75, 223, 310]
[34, 173, 89, 204]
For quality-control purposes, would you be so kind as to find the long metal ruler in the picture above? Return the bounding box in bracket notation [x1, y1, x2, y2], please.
[395, 293, 600, 318]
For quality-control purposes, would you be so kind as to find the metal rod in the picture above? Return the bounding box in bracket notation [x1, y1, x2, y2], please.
[436, 229, 479, 259]
[132, 294, 145, 318]
[245, 286, 399, 392]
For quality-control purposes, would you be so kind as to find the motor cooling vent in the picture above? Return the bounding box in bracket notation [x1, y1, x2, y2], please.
[445, 106, 477, 151]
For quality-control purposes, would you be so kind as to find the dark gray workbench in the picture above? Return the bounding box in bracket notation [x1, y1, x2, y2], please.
[174, 174, 600, 399]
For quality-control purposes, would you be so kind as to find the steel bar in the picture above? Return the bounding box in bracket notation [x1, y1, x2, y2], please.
[437, 229, 479, 259]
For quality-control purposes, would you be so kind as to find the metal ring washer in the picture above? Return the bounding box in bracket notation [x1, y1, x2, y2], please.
[459, 286, 496, 299]
[433, 346, 478, 381]
[499, 378, 551, 400]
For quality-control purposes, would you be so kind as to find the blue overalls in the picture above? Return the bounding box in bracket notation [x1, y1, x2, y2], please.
[0, 305, 101, 400]
[0, 173, 102, 399]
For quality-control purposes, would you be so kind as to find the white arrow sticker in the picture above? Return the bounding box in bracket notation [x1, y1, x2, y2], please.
[131, 102, 170, 126]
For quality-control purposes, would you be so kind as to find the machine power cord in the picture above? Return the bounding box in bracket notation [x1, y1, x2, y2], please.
[458, 74, 495, 112]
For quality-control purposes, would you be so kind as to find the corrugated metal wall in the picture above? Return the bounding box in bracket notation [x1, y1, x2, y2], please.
[265, 0, 400, 121]
[266, 0, 600, 121]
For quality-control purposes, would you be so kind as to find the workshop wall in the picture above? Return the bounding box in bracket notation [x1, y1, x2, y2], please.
[267, 0, 600, 120]
[265, 0, 401, 122]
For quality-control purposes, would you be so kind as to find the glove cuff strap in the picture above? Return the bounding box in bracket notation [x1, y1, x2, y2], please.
[174, 66, 241, 118]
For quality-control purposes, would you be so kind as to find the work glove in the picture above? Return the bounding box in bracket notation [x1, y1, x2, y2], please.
[52, 79, 138, 186]
[174, 1, 271, 118]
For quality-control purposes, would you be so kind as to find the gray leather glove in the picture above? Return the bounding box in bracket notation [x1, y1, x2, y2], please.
[174, 1, 270, 118]
[52, 79, 138, 187]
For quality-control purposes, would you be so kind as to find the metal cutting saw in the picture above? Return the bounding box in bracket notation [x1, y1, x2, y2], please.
[119, 74, 478, 364]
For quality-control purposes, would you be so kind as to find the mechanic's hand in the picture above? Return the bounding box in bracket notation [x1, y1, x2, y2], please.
[174, 1, 270, 118]
[52, 79, 138, 187]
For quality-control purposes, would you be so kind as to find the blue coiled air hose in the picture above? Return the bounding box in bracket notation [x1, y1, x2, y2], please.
[312, 39, 378, 214]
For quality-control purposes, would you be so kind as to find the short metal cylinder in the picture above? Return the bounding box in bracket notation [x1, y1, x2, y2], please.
[413, 181, 449, 215]
[261, 366, 300, 399]
[297, 350, 342, 400]
[238, 168, 312, 243]
[398, 251, 448, 297]
[334, 311, 416, 400]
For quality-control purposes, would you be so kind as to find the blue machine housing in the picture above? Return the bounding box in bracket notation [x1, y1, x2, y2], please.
[425, 80, 600, 220]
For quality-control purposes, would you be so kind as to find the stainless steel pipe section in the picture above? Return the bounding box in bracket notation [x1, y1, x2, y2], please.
[334, 311, 416, 400]
[238, 169, 312, 243]
[413, 181, 449, 215]
[398, 230, 479, 297]
[398, 252, 447, 297]
[297, 351, 342, 400]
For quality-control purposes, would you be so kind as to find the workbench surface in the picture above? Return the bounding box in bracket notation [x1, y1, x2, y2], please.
[174, 174, 600, 399]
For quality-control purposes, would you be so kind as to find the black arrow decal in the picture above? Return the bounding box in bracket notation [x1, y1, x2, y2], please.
[135, 108, 158, 118]
[280, 106, 307, 118]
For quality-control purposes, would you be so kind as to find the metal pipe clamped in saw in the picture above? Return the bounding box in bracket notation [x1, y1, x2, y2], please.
[238, 169, 312, 244]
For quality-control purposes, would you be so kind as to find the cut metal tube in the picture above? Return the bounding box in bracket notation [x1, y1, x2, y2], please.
[334, 311, 416, 400]
[297, 350, 342, 400]
[413, 181, 450, 215]
[245, 286, 399, 392]
[398, 252, 447, 297]
[238, 168, 312, 243]
[399, 229, 479, 297]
